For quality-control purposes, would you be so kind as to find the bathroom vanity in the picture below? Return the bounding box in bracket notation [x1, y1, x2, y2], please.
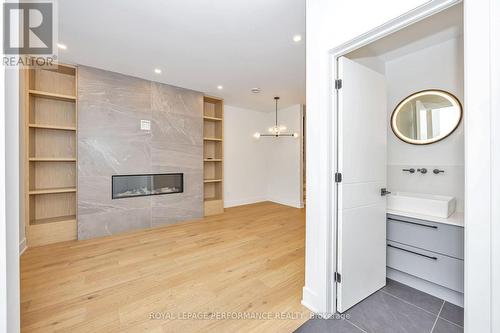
[386, 210, 464, 306]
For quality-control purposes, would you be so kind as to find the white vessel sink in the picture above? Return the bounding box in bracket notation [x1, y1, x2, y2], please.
[387, 192, 456, 218]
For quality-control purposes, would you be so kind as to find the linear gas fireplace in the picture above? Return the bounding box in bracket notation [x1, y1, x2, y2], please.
[112, 173, 183, 199]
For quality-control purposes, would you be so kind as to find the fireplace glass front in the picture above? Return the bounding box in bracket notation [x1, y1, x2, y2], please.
[112, 173, 183, 199]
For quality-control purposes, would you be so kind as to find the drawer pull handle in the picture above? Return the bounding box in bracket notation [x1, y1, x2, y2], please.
[388, 244, 438, 260]
[388, 217, 438, 229]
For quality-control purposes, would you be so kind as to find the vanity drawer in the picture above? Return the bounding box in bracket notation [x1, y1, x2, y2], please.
[387, 215, 464, 259]
[387, 241, 464, 292]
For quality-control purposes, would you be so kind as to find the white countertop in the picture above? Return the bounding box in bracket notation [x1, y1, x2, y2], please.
[387, 209, 464, 227]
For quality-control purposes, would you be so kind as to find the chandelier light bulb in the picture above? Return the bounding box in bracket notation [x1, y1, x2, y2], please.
[254, 97, 296, 139]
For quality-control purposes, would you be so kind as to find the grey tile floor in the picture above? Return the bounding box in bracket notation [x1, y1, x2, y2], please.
[294, 279, 463, 333]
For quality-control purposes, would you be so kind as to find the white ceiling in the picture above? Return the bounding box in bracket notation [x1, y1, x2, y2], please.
[57, 0, 306, 111]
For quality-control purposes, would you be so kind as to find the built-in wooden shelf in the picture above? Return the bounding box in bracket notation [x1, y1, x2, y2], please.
[29, 123, 77, 131]
[204, 179, 222, 183]
[203, 96, 224, 216]
[29, 187, 77, 195]
[203, 116, 223, 121]
[29, 157, 77, 162]
[24, 63, 78, 247]
[30, 215, 76, 226]
[29, 89, 77, 102]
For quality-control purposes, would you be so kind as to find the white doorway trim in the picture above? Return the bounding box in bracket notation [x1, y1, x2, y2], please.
[326, 0, 462, 315]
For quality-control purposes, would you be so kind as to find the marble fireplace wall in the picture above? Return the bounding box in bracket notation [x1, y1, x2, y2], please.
[77, 66, 203, 240]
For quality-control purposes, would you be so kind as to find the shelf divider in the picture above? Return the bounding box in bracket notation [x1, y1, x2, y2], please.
[29, 123, 77, 131]
[29, 187, 77, 195]
[30, 215, 76, 225]
[29, 157, 77, 162]
[29, 89, 77, 102]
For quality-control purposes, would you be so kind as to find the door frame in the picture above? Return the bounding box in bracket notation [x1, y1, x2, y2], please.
[326, 0, 463, 314]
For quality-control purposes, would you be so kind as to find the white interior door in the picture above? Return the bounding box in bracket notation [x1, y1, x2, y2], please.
[336, 56, 387, 312]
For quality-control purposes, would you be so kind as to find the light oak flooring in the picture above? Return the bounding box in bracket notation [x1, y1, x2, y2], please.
[21, 202, 309, 332]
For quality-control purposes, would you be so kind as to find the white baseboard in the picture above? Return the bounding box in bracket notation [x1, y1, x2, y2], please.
[301, 286, 320, 313]
[224, 197, 267, 208]
[225, 196, 304, 209]
[267, 197, 303, 209]
[387, 268, 464, 307]
[19, 238, 27, 256]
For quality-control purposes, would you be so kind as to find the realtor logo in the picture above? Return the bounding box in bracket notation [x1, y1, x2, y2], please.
[3, 2, 54, 55]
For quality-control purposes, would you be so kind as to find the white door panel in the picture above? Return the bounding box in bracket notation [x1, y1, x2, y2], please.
[342, 181, 385, 210]
[337, 56, 387, 312]
[338, 205, 386, 309]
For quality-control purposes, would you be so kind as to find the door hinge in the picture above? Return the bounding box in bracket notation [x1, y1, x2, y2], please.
[334, 272, 342, 283]
[335, 172, 342, 183]
[335, 79, 342, 90]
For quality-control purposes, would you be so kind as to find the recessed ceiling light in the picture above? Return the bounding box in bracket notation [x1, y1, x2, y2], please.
[217, 85, 223, 90]
[251, 88, 261, 94]
[154, 68, 162, 74]
[57, 43, 67, 50]
[293, 35, 302, 42]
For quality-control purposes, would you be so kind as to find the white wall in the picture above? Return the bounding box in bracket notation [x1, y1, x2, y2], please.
[386, 37, 464, 211]
[464, 0, 500, 331]
[264, 105, 303, 208]
[224, 104, 303, 208]
[0, 58, 7, 333]
[2, 66, 21, 332]
[19, 73, 25, 255]
[224, 105, 268, 207]
[491, 1, 500, 329]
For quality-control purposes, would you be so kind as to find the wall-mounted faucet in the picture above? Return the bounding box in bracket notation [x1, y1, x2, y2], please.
[403, 167, 444, 174]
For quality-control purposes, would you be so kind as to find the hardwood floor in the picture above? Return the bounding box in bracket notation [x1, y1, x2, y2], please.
[21, 202, 309, 332]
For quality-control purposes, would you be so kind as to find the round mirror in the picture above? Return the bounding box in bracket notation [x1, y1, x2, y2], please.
[391, 90, 462, 145]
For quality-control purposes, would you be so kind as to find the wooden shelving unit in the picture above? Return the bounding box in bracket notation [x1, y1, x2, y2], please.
[203, 96, 224, 216]
[23, 63, 78, 247]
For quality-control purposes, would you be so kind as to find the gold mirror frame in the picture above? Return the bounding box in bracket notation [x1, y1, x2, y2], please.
[390, 89, 463, 145]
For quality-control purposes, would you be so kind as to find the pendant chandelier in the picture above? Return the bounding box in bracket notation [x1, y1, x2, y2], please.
[253, 97, 299, 138]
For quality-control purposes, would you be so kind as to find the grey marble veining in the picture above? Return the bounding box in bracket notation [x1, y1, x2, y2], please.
[78, 66, 203, 240]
